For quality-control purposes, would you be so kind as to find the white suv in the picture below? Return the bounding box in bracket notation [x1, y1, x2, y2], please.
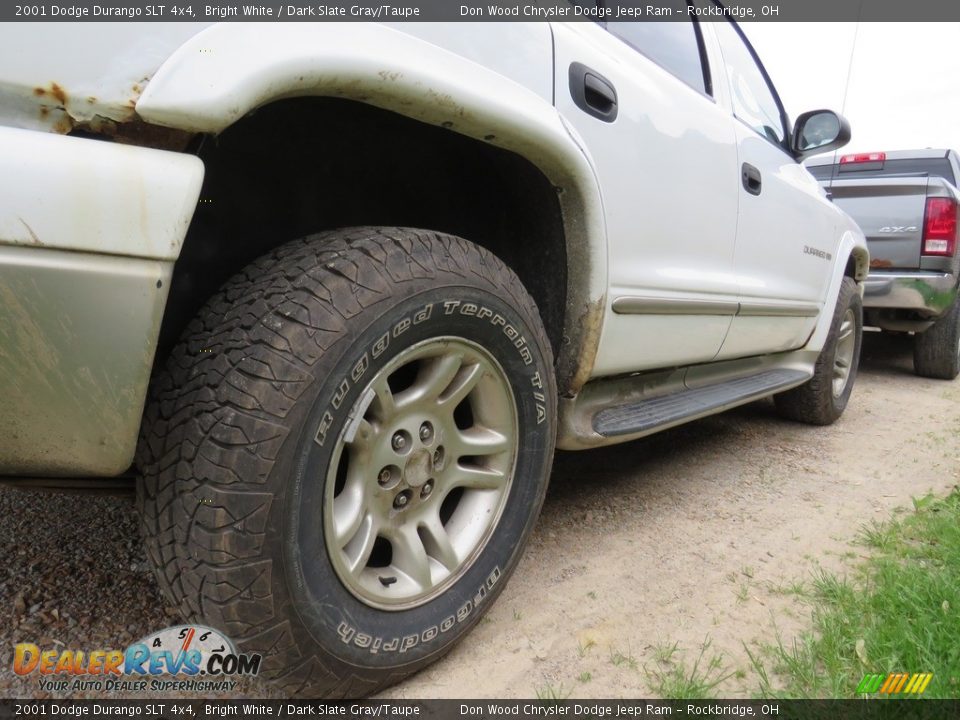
[0, 8, 866, 697]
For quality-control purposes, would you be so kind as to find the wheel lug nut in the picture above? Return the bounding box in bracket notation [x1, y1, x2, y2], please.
[393, 491, 411, 509]
[377, 465, 401, 490]
[391, 433, 406, 451]
[433, 447, 444, 470]
[419, 422, 433, 443]
[421, 480, 434, 499]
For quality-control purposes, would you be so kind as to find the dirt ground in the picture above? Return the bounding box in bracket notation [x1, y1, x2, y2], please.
[2, 331, 958, 699]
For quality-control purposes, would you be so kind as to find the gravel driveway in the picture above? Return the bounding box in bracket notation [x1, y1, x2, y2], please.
[3, 331, 958, 699]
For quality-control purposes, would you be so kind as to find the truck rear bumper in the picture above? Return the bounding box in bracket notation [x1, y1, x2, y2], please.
[863, 270, 958, 317]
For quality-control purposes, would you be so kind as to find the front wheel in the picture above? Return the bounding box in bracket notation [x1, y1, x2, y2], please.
[137, 228, 557, 697]
[775, 276, 863, 425]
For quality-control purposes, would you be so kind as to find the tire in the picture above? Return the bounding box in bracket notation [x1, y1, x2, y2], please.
[136, 227, 557, 697]
[775, 277, 862, 425]
[913, 296, 960, 380]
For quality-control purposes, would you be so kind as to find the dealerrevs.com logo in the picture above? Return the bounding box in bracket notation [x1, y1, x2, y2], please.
[13, 625, 262, 693]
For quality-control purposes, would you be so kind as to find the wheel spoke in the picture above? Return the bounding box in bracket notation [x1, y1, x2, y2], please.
[447, 463, 507, 491]
[332, 482, 366, 546]
[370, 378, 397, 422]
[388, 526, 433, 590]
[398, 352, 463, 408]
[344, 417, 375, 451]
[438, 362, 484, 410]
[418, 515, 460, 572]
[342, 513, 378, 576]
[838, 320, 854, 342]
[452, 426, 511, 459]
[330, 449, 370, 543]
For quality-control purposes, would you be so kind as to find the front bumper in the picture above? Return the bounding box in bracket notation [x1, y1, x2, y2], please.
[863, 271, 958, 318]
[0, 126, 203, 477]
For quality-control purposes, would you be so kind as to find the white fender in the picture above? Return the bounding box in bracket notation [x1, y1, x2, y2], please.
[136, 21, 608, 393]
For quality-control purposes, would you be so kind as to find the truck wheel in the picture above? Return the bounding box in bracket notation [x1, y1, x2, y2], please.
[136, 228, 556, 697]
[775, 277, 862, 425]
[913, 297, 960, 380]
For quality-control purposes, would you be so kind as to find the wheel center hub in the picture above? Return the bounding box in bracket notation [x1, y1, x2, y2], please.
[404, 449, 433, 488]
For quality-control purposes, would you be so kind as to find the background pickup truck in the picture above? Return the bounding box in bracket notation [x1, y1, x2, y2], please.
[807, 149, 960, 379]
[0, 13, 866, 697]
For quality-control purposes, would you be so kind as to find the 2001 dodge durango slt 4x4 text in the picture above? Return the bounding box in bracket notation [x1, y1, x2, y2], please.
[0, 7, 868, 697]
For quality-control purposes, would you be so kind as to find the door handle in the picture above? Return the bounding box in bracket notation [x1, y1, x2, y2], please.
[742, 163, 762, 195]
[570, 62, 618, 122]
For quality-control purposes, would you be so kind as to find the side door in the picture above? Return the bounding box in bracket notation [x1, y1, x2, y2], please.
[552, 2, 741, 377]
[707, 14, 841, 360]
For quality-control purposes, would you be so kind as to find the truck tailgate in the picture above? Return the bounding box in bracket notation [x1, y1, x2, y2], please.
[826, 177, 929, 270]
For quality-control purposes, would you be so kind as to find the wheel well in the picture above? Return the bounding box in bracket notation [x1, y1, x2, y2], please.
[845, 249, 870, 282]
[844, 255, 857, 279]
[156, 97, 567, 365]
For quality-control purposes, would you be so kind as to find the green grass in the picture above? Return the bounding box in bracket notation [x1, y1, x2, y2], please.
[645, 637, 735, 699]
[750, 491, 960, 698]
[609, 646, 639, 671]
[535, 683, 571, 700]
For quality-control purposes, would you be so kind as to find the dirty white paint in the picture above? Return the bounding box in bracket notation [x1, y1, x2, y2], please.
[0, 126, 203, 259]
[0, 22, 210, 133]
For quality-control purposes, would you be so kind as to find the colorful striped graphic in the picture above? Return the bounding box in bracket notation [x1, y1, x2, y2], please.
[857, 672, 933, 695]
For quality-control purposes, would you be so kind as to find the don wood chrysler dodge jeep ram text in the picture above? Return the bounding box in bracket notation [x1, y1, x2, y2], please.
[0, 11, 867, 697]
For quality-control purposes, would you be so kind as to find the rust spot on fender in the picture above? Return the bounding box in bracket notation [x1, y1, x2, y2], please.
[50, 83, 67, 106]
[35, 83, 67, 105]
[73, 115, 195, 152]
[34, 82, 71, 130]
[870, 258, 893, 269]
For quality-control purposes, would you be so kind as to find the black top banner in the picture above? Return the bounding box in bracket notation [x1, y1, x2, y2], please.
[4, 0, 960, 22]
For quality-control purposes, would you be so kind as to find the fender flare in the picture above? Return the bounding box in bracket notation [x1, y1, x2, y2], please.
[136, 22, 607, 395]
[807, 228, 870, 352]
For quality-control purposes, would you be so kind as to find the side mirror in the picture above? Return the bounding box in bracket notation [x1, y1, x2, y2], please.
[791, 110, 851, 160]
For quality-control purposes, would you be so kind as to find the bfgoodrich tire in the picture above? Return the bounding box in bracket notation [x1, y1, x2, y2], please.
[913, 296, 960, 380]
[137, 228, 557, 697]
[775, 277, 862, 425]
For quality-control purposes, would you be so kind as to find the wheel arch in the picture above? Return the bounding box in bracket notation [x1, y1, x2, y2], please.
[138, 22, 607, 397]
[806, 229, 869, 353]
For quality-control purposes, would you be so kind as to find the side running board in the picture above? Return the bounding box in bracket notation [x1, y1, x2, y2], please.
[593, 369, 808, 438]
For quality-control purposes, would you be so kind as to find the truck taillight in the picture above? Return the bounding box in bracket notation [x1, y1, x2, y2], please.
[840, 152, 886, 164]
[922, 197, 959, 257]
